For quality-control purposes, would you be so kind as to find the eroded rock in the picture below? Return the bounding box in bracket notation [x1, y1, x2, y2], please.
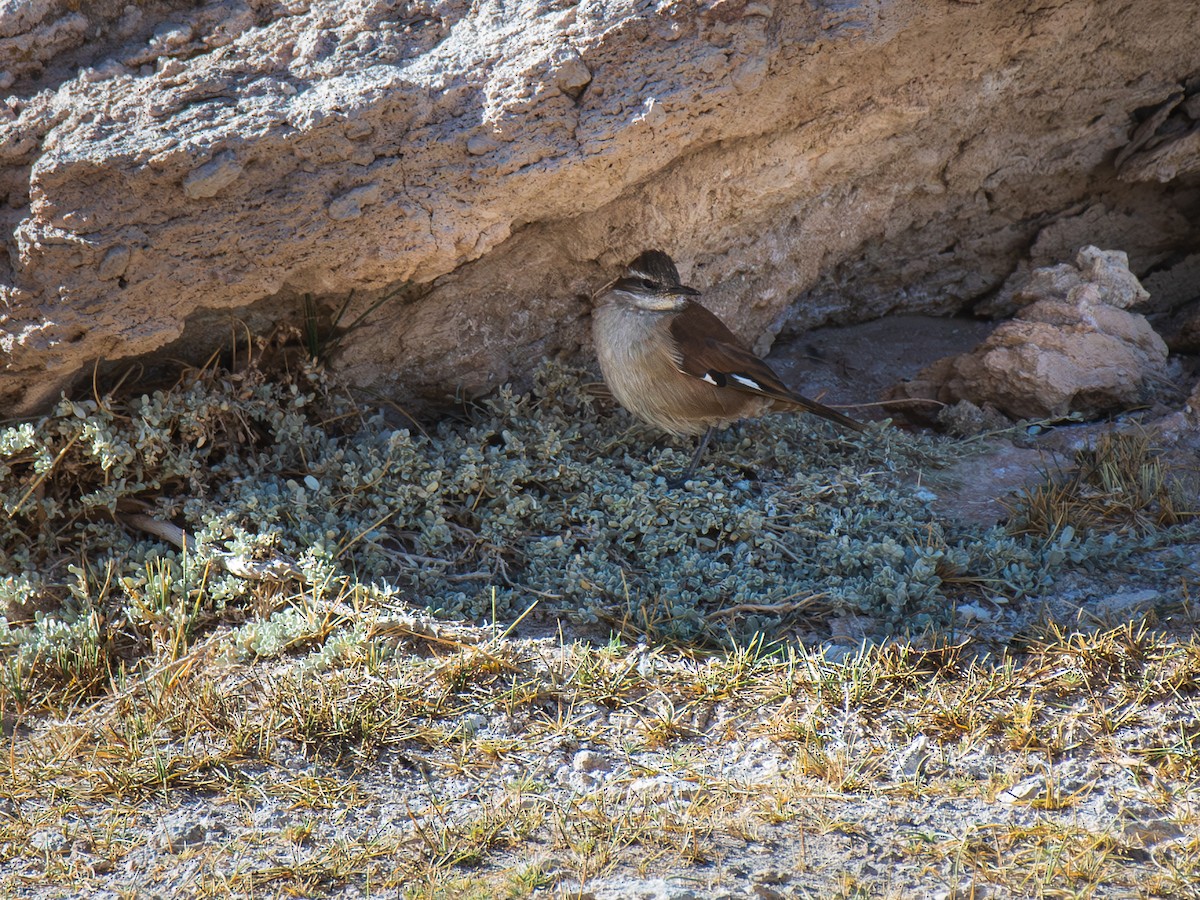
[2, 1, 1200, 413]
[887, 248, 1170, 422]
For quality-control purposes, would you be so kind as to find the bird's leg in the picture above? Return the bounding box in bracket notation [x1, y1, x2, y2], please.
[673, 426, 715, 486]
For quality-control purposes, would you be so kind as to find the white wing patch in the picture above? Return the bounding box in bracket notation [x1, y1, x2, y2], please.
[730, 373, 762, 391]
[701, 373, 719, 386]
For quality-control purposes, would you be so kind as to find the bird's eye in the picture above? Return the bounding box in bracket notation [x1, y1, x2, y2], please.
[640, 278, 659, 290]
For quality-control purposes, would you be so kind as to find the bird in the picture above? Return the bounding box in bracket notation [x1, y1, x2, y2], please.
[592, 249, 866, 482]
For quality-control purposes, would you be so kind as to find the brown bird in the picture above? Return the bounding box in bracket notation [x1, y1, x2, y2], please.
[592, 249, 865, 481]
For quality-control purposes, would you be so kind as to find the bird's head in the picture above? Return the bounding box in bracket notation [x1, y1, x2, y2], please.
[608, 250, 701, 311]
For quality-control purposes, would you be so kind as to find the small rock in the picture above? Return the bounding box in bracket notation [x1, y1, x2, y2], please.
[955, 601, 994, 623]
[466, 133, 501, 156]
[461, 712, 488, 734]
[80, 60, 127, 83]
[627, 774, 697, 800]
[1095, 589, 1160, 617]
[326, 181, 381, 220]
[887, 247, 1167, 422]
[155, 812, 223, 852]
[157, 57, 185, 78]
[344, 119, 374, 140]
[1121, 815, 1186, 848]
[554, 53, 592, 97]
[936, 399, 1011, 436]
[150, 21, 194, 51]
[998, 775, 1045, 804]
[588, 878, 698, 899]
[98, 245, 131, 280]
[572, 749, 608, 772]
[327, 182, 382, 221]
[182, 152, 244, 199]
[894, 734, 931, 779]
[91, 856, 114, 874]
[912, 486, 938, 503]
[932, 881, 987, 900]
[29, 830, 68, 854]
[634, 97, 666, 127]
[752, 869, 789, 885]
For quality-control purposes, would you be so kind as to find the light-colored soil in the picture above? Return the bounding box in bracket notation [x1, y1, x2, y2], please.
[5, 598, 1199, 899]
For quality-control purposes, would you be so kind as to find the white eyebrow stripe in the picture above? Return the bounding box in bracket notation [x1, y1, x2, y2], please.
[730, 373, 762, 390]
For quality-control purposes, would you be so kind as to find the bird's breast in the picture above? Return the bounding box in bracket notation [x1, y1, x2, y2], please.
[592, 302, 763, 436]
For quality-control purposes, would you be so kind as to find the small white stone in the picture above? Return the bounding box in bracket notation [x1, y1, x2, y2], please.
[998, 774, 1045, 804]
[80, 60, 127, 83]
[157, 58, 185, 78]
[150, 21, 193, 50]
[894, 734, 930, 778]
[931, 882, 983, 900]
[572, 749, 608, 772]
[955, 602, 992, 623]
[461, 712, 488, 734]
[29, 830, 68, 854]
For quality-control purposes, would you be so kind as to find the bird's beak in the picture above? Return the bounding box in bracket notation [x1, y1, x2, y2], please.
[675, 285, 701, 297]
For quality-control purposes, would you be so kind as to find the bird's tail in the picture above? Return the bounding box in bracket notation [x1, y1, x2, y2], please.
[776, 394, 868, 433]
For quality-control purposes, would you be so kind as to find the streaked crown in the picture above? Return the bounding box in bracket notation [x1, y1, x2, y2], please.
[609, 249, 700, 311]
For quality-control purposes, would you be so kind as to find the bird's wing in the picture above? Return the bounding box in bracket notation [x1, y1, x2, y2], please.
[667, 301, 797, 400]
[668, 301, 866, 432]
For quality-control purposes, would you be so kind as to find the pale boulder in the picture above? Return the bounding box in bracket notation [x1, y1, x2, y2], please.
[889, 248, 1169, 421]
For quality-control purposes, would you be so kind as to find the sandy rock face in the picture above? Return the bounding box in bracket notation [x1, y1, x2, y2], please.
[888, 248, 1169, 421]
[2, 1, 1200, 413]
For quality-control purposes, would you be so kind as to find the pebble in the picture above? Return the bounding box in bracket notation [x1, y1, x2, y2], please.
[29, 830, 68, 854]
[461, 712, 488, 734]
[894, 733, 931, 779]
[182, 152, 244, 199]
[1095, 589, 1160, 616]
[572, 749, 609, 772]
[998, 774, 1046, 804]
[1121, 815, 1186, 848]
[155, 812, 224, 852]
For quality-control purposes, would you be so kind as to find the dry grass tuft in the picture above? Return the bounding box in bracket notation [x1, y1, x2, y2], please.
[1009, 429, 1199, 538]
